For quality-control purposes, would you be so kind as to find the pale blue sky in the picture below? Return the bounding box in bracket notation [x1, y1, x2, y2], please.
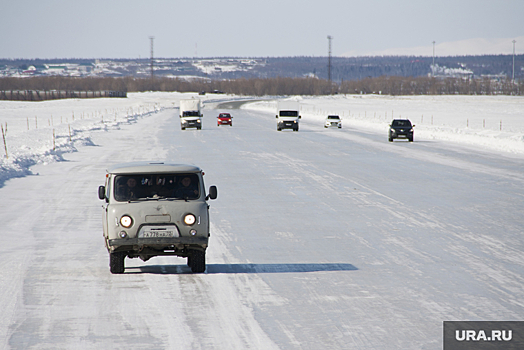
[1, 0, 522, 58]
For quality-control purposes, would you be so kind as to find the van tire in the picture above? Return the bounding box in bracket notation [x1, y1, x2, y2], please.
[110, 251, 125, 274]
[190, 250, 206, 273]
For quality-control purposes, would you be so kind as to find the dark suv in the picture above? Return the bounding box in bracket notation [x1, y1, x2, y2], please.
[389, 119, 414, 142]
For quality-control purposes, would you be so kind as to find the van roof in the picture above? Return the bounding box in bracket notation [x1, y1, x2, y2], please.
[107, 162, 201, 175]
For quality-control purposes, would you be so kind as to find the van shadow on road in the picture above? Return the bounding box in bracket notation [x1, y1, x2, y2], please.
[125, 263, 358, 275]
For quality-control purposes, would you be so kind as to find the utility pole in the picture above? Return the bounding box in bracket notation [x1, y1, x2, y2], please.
[513, 40, 517, 83]
[149, 36, 155, 81]
[432, 41, 436, 77]
[327, 35, 333, 83]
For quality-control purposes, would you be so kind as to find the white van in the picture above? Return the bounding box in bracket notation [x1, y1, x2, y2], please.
[276, 100, 301, 131]
[179, 99, 203, 130]
[98, 162, 217, 274]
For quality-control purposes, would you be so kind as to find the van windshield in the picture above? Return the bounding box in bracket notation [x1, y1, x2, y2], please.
[182, 111, 200, 117]
[280, 111, 298, 117]
[114, 173, 200, 201]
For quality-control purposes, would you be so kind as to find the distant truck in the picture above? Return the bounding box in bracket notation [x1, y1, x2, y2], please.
[276, 100, 301, 131]
[179, 99, 203, 130]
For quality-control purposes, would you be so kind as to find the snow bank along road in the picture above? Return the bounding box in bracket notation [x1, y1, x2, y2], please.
[1, 98, 524, 349]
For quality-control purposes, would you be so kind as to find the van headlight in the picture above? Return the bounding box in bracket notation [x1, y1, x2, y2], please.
[120, 215, 133, 228]
[184, 214, 196, 226]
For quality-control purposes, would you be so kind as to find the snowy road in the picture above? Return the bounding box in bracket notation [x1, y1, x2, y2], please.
[1, 101, 524, 349]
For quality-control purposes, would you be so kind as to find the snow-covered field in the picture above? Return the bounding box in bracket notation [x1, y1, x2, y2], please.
[243, 94, 524, 154]
[0, 93, 171, 186]
[1, 92, 523, 349]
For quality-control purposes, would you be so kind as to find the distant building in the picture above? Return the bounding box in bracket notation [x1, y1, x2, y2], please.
[79, 63, 94, 73]
[46, 65, 67, 75]
[22, 65, 36, 74]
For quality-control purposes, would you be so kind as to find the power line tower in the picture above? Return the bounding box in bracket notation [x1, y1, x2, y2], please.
[432, 41, 436, 77]
[327, 35, 333, 82]
[149, 36, 155, 81]
[513, 40, 517, 83]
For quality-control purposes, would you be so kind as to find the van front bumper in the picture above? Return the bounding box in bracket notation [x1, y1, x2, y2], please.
[108, 236, 209, 248]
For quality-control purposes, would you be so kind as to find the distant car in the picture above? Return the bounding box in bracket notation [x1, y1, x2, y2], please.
[324, 115, 342, 128]
[389, 119, 414, 142]
[217, 113, 232, 126]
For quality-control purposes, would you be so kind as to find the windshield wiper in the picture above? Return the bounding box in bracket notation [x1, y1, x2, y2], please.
[128, 196, 165, 203]
[127, 195, 193, 203]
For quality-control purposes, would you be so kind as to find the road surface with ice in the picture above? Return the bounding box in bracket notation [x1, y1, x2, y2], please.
[1, 97, 524, 349]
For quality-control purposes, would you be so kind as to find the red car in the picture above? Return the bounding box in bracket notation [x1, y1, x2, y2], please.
[217, 113, 233, 126]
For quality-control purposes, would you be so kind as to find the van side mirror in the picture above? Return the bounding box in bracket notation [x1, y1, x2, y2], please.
[207, 185, 217, 200]
[275, 115, 278, 119]
[98, 186, 106, 200]
[299, 115, 302, 119]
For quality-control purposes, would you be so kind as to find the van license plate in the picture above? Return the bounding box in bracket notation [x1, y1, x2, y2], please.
[140, 231, 175, 238]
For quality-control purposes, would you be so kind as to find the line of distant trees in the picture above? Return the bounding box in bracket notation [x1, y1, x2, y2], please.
[340, 76, 522, 95]
[0, 76, 521, 96]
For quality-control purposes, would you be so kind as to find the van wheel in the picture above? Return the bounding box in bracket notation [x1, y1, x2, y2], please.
[190, 250, 206, 273]
[110, 251, 125, 274]
[187, 255, 192, 267]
